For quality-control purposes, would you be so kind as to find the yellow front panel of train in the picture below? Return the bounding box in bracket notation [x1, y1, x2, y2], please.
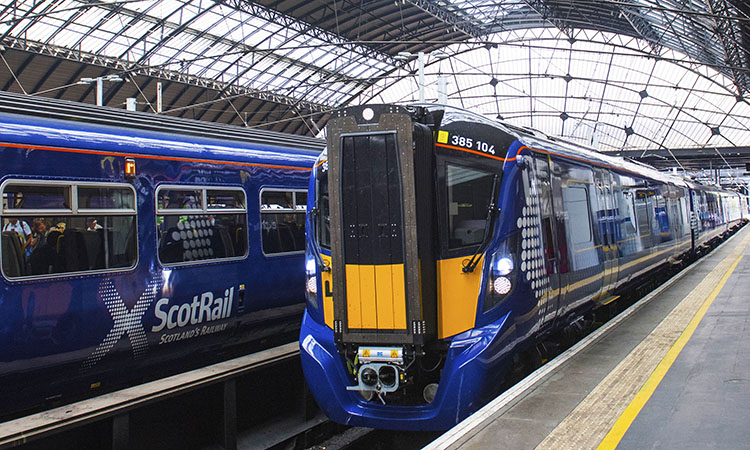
[437, 256, 483, 339]
[321, 254, 334, 329]
[345, 263, 406, 330]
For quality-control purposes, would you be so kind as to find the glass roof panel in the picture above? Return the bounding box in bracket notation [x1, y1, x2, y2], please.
[362, 28, 750, 153]
[0, 0, 401, 109]
[0, 0, 746, 160]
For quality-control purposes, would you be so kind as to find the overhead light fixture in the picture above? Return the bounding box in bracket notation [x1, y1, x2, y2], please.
[431, 51, 449, 60]
[395, 52, 413, 61]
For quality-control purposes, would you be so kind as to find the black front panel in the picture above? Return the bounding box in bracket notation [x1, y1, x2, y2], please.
[341, 134, 405, 266]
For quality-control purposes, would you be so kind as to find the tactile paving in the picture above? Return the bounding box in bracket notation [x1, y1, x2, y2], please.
[536, 232, 750, 450]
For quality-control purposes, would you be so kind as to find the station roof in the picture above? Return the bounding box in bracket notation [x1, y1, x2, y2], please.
[0, 0, 748, 171]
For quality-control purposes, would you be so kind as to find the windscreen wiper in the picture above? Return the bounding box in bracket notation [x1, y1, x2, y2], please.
[462, 174, 500, 273]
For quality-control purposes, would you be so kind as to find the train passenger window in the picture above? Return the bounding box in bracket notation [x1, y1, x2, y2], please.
[562, 186, 592, 245]
[634, 191, 652, 236]
[79, 186, 134, 210]
[260, 189, 306, 255]
[156, 185, 247, 265]
[0, 180, 137, 279]
[157, 189, 202, 210]
[3, 184, 70, 210]
[612, 181, 640, 257]
[207, 189, 245, 209]
[444, 164, 495, 249]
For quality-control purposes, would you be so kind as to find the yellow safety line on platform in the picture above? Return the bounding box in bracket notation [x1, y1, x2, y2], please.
[597, 250, 744, 450]
[535, 227, 750, 450]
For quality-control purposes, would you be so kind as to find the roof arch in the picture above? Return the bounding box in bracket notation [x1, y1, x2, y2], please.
[0, 0, 746, 170]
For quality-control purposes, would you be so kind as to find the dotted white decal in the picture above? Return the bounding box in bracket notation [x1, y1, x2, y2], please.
[518, 165, 550, 301]
[82, 276, 162, 371]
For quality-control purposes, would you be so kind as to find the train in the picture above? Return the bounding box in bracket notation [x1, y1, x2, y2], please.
[0, 91, 323, 419]
[299, 104, 748, 430]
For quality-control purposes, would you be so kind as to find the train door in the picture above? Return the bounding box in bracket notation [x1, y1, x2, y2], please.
[326, 109, 439, 349]
[593, 168, 619, 301]
[532, 153, 561, 328]
[555, 160, 601, 313]
[548, 157, 569, 316]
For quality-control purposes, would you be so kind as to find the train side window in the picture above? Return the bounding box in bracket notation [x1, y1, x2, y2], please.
[634, 190, 652, 236]
[1, 180, 137, 279]
[562, 186, 592, 245]
[260, 189, 306, 255]
[613, 183, 639, 257]
[444, 163, 495, 249]
[156, 185, 248, 265]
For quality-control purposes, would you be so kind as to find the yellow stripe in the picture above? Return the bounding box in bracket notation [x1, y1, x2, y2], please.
[392, 266, 406, 329]
[321, 254, 334, 329]
[344, 263, 407, 330]
[375, 264, 395, 329]
[345, 265, 363, 329]
[359, 265, 377, 328]
[597, 252, 744, 450]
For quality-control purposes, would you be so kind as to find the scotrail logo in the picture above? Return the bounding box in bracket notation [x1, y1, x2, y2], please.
[82, 279, 234, 371]
[151, 287, 234, 344]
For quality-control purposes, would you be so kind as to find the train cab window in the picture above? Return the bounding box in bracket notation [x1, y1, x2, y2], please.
[444, 163, 495, 249]
[156, 185, 247, 265]
[1, 180, 137, 279]
[314, 164, 330, 250]
[260, 189, 306, 255]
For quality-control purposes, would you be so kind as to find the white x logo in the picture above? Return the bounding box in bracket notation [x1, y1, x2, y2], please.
[82, 276, 162, 371]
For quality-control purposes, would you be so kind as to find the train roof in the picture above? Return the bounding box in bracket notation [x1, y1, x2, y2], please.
[423, 104, 745, 196]
[0, 91, 324, 170]
[0, 90, 324, 153]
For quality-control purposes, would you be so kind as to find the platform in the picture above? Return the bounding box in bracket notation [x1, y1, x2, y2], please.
[426, 225, 750, 450]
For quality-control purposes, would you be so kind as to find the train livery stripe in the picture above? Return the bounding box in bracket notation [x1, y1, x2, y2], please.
[520, 145, 666, 180]
[345, 263, 407, 330]
[436, 255, 484, 339]
[0, 142, 313, 172]
[435, 142, 516, 161]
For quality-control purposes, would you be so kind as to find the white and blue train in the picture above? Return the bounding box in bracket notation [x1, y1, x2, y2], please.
[0, 92, 322, 418]
[300, 104, 747, 430]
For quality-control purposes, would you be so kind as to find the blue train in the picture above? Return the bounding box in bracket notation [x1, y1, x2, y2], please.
[300, 104, 747, 430]
[0, 92, 323, 418]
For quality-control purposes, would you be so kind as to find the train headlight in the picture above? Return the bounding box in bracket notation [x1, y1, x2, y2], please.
[306, 257, 316, 275]
[493, 276, 512, 295]
[304, 255, 319, 309]
[306, 276, 318, 294]
[494, 257, 514, 276]
[485, 234, 520, 311]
